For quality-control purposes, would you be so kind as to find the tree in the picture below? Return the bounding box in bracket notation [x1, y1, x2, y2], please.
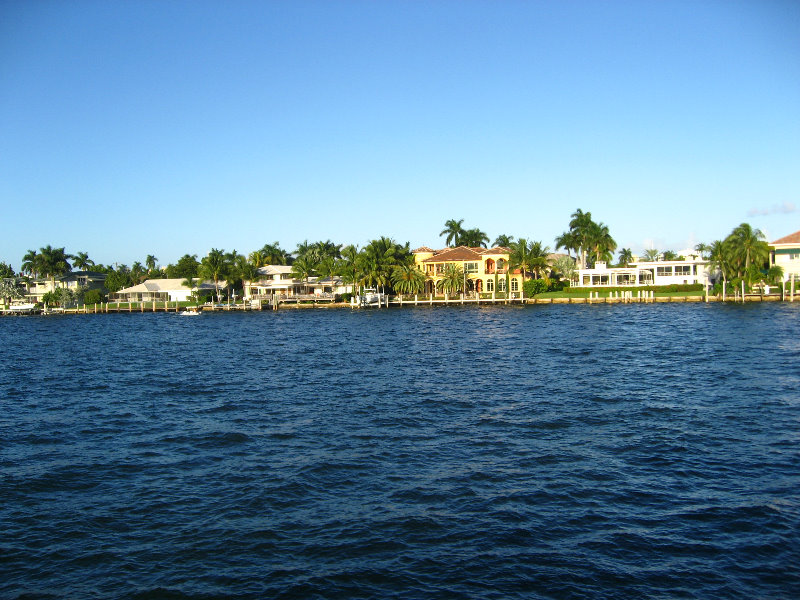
[727, 223, 769, 277]
[37, 245, 72, 290]
[617, 248, 633, 267]
[556, 209, 595, 269]
[460, 227, 490, 248]
[708, 239, 733, 293]
[73, 252, 94, 271]
[145, 255, 158, 272]
[360, 237, 411, 292]
[391, 264, 426, 295]
[336, 245, 363, 295]
[105, 265, 134, 294]
[440, 219, 465, 247]
[694, 243, 710, 259]
[493, 234, 514, 247]
[0, 279, 23, 306]
[767, 265, 784, 286]
[248, 250, 267, 268]
[0, 262, 15, 278]
[587, 221, 617, 266]
[198, 248, 229, 303]
[290, 255, 317, 293]
[551, 255, 576, 283]
[131, 261, 146, 284]
[260, 242, 290, 265]
[182, 276, 199, 304]
[437, 264, 464, 294]
[21, 249, 39, 278]
[643, 248, 660, 262]
[661, 250, 678, 261]
[165, 254, 199, 279]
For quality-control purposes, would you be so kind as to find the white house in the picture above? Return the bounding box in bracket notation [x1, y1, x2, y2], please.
[243, 265, 352, 300]
[770, 230, 800, 283]
[111, 278, 217, 303]
[24, 271, 107, 303]
[576, 254, 709, 288]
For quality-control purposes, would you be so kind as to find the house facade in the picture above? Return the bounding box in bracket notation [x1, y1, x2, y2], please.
[111, 278, 217, 303]
[575, 255, 709, 288]
[243, 265, 352, 300]
[412, 246, 524, 295]
[24, 271, 107, 303]
[770, 230, 800, 282]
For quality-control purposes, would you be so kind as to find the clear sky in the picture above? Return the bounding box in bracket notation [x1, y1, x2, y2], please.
[1, 0, 798, 268]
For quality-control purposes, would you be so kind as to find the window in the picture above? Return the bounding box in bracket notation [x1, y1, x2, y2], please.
[498, 278, 507, 292]
[657, 266, 673, 276]
[465, 262, 478, 273]
[486, 279, 494, 291]
[511, 279, 519, 291]
[675, 265, 690, 276]
[436, 264, 444, 274]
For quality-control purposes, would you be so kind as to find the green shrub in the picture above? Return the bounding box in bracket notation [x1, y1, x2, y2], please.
[84, 289, 105, 304]
[523, 279, 548, 296]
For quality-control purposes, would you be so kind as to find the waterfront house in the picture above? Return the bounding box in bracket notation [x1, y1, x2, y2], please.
[243, 265, 352, 301]
[24, 271, 107, 303]
[412, 246, 525, 295]
[111, 278, 217, 303]
[770, 230, 800, 283]
[575, 253, 709, 288]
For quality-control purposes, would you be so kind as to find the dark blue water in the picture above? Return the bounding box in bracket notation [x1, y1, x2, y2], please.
[1, 304, 799, 599]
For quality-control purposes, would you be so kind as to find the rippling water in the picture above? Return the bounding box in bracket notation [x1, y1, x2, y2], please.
[1, 304, 799, 599]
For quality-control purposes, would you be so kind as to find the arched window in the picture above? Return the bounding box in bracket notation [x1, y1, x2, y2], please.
[498, 278, 507, 292]
[486, 279, 494, 291]
[511, 279, 519, 291]
[497, 258, 506, 272]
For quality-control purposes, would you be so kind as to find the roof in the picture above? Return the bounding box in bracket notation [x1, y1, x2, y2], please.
[771, 230, 800, 245]
[420, 246, 511, 262]
[116, 278, 217, 294]
[412, 246, 435, 253]
[256, 265, 293, 275]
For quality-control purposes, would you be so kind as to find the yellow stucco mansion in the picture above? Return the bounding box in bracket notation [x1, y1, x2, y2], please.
[412, 246, 524, 295]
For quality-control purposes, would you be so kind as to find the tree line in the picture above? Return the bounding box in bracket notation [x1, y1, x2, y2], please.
[2, 212, 781, 303]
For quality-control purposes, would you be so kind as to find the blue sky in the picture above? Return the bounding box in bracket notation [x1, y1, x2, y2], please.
[1, 0, 798, 268]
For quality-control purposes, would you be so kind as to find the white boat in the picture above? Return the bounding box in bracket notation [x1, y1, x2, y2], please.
[359, 288, 383, 307]
[179, 308, 202, 316]
[6, 302, 38, 314]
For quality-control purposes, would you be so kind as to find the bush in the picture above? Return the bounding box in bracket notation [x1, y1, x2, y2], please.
[84, 289, 104, 304]
[523, 279, 548, 296]
[340, 293, 352, 302]
[567, 283, 704, 294]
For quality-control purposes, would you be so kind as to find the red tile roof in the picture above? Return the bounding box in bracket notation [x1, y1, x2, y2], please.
[771, 230, 800, 245]
[422, 246, 484, 262]
[411, 246, 435, 253]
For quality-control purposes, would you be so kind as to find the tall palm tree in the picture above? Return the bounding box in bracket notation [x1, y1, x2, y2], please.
[131, 261, 146, 284]
[727, 223, 769, 276]
[460, 228, 490, 248]
[493, 234, 514, 247]
[290, 255, 317, 294]
[38, 245, 72, 289]
[248, 250, 267, 268]
[437, 264, 464, 294]
[391, 264, 426, 295]
[708, 239, 733, 292]
[440, 219, 465, 247]
[361, 237, 411, 293]
[336, 245, 363, 296]
[643, 248, 660, 262]
[198, 248, 229, 303]
[260, 242, 290, 265]
[145, 255, 158, 272]
[617, 248, 633, 267]
[694, 243, 710, 260]
[21, 249, 40, 278]
[73, 251, 94, 271]
[587, 221, 617, 266]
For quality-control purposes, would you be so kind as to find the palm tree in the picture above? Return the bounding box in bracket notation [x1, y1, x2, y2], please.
[661, 250, 679, 261]
[391, 264, 426, 296]
[315, 256, 338, 295]
[460, 228, 490, 248]
[708, 239, 733, 294]
[21, 249, 40, 278]
[248, 250, 267, 268]
[643, 248, 660, 262]
[767, 264, 784, 285]
[336, 245, 363, 296]
[587, 221, 617, 267]
[260, 242, 290, 265]
[360, 237, 411, 293]
[727, 223, 769, 276]
[440, 219, 465, 247]
[38, 245, 72, 290]
[198, 248, 229, 303]
[145, 255, 158, 272]
[617, 248, 633, 267]
[508, 239, 534, 283]
[290, 255, 317, 294]
[131, 261, 146, 284]
[182, 276, 199, 304]
[437, 264, 464, 294]
[556, 209, 596, 269]
[493, 234, 514, 247]
[73, 251, 94, 271]
[694, 243, 710, 260]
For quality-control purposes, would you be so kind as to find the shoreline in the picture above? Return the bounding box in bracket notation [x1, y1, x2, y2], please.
[1, 293, 794, 316]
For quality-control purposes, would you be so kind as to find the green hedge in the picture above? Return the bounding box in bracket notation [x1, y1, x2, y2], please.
[566, 283, 704, 294]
